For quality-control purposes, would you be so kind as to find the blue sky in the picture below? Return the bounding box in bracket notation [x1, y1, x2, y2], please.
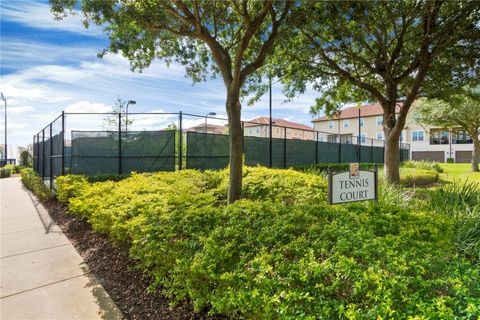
[1, 0, 320, 147]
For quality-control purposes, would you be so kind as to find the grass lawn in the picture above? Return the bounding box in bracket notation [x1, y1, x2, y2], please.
[438, 163, 480, 184]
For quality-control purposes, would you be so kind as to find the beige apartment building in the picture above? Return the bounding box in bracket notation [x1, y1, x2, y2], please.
[312, 102, 476, 163]
[244, 116, 315, 140]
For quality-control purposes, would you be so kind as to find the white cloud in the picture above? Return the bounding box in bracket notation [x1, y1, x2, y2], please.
[1, 1, 104, 37]
[64, 101, 112, 113]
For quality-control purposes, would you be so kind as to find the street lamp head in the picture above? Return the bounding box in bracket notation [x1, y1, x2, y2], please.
[127, 100, 136, 104]
[0, 92, 5, 102]
[207, 112, 216, 116]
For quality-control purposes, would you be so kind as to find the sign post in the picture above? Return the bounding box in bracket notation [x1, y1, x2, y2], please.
[328, 163, 378, 205]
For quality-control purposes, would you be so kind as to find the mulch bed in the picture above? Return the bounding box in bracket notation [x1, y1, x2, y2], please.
[43, 200, 207, 320]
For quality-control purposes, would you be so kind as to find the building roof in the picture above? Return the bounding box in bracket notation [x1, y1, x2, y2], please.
[187, 123, 225, 134]
[312, 101, 403, 122]
[244, 116, 314, 131]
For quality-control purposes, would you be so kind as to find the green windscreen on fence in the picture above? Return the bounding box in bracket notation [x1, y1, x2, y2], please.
[286, 139, 316, 167]
[244, 136, 285, 168]
[71, 130, 175, 175]
[317, 142, 340, 163]
[71, 131, 119, 175]
[186, 132, 229, 170]
[122, 131, 175, 173]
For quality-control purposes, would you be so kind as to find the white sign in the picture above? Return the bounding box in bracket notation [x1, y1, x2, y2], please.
[328, 168, 378, 204]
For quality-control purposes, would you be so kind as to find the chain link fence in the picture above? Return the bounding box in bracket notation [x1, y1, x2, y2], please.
[33, 111, 410, 188]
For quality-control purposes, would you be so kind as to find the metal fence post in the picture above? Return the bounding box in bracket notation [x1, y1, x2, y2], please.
[32, 135, 35, 171]
[42, 129, 45, 180]
[283, 127, 287, 168]
[338, 136, 342, 163]
[371, 139, 374, 163]
[118, 113, 122, 175]
[315, 131, 318, 165]
[49, 124, 53, 189]
[382, 140, 385, 163]
[178, 111, 182, 170]
[241, 121, 245, 154]
[61, 111, 65, 176]
[36, 133, 39, 172]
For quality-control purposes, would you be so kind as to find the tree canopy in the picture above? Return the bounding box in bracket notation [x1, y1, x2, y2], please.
[277, 0, 480, 183]
[50, 0, 295, 202]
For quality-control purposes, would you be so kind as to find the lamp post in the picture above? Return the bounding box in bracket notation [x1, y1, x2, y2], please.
[358, 105, 362, 162]
[125, 100, 136, 131]
[269, 76, 273, 168]
[205, 112, 216, 133]
[1, 93, 6, 163]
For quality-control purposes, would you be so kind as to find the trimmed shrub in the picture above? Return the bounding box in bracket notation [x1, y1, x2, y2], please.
[4, 164, 21, 174]
[58, 167, 480, 318]
[0, 167, 12, 178]
[56, 175, 89, 204]
[295, 162, 381, 174]
[20, 168, 53, 201]
[402, 160, 443, 173]
[400, 168, 439, 187]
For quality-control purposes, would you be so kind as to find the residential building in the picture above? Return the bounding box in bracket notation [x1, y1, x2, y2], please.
[187, 123, 226, 135]
[312, 102, 476, 163]
[244, 116, 315, 140]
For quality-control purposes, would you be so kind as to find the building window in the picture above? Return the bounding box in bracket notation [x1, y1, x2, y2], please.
[430, 129, 449, 145]
[256, 128, 260, 133]
[342, 135, 352, 144]
[411, 130, 424, 142]
[360, 118, 365, 127]
[376, 116, 383, 126]
[318, 136, 324, 142]
[359, 133, 366, 143]
[453, 130, 473, 144]
[328, 121, 334, 129]
[343, 120, 349, 128]
[400, 130, 405, 142]
[248, 129, 252, 135]
[327, 135, 337, 143]
[376, 132, 383, 140]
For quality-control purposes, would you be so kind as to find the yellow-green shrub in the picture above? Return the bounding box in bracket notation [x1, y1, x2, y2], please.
[55, 175, 89, 204]
[20, 168, 53, 201]
[58, 167, 480, 319]
[400, 168, 439, 187]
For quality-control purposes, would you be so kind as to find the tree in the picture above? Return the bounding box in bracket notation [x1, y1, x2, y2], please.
[19, 150, 32, 167]
[279, 1, 480, 184]
[51, 0, 293, 203]
[413, 88, 480, 172]
[102, 98, 133, 131]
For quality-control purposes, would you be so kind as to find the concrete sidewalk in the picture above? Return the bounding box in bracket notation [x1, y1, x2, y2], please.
[1, 177, 123, 320]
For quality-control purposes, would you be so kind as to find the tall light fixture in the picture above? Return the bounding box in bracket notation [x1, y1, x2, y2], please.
[125, 100, 136, 131]
[1, 92, 6, 162]
[205, 112, 216, 133]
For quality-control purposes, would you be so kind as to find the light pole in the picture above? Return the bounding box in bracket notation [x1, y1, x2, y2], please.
[358, 105, 362, 162]
[1, 93, 6, 163]
[125, 100, 136, 131]
[205, 112, 216, 133]
[269, 76, 273, 168]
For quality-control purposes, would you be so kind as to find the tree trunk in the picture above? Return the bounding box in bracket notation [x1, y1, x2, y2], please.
[471, 134, 480, 172]
[226, 91, 243, 203]
[384, 128, 401, 184]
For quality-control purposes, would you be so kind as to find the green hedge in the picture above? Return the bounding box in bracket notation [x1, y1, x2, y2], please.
[402, 160, 443, 173]
[20, 168, 53, 201]
[56, 167, 480, 319]
[400, 168, 439, 187]
[0, 167, 12, 178]
[295, 162, 382, 175]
